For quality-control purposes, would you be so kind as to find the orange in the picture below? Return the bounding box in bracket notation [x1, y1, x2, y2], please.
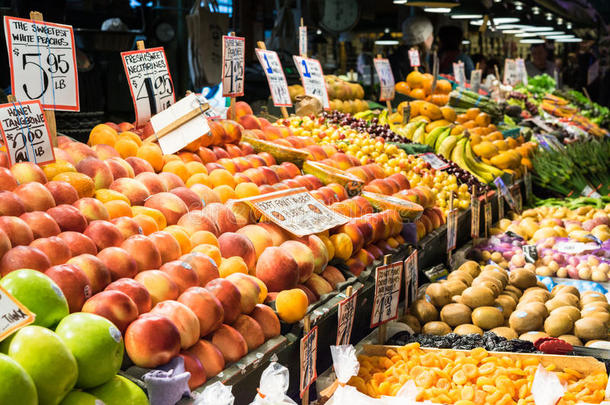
[132, 214, 158, 235]
[163, 225, 192, 254]
[136, 143, 164, 172]
[466, 107, 481, 120]
[410, 88, 426, 100]
[104, 200, 133, 219]
[190, 230, 219, 248]
[208, 169, 236, 189]
[406, 70, 424, 89]
[275, 288, 309, 323]
[456, 113, 469, 124]
[94, 188, 130, 204]
[53, 172, 95, 198]
[42, 160, 76, 181]
[131, 206, 167, 230]
[214, 184, 236, 203]
[186, 173, 210, 188]
[395, 81, 410, 95]
[436, 79, 453, 94]
[235, 182, 260, 199]
[218, 256, 248, 278]
[330, 232, 353, 261]
[118, 131, 142, 146]
[162, 160, 189, 183]
[190, 244, 221, 266]
[429, 94, 449, 106]
[462, 120, 477, 129]
[114, 138, 139, 158]
[422, 76, 434, 96]
[88, 124, 118, 146]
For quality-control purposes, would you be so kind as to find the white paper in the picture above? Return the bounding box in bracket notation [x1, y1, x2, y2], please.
[471, 69, 482, 93]
[4, 16, 79, 111]
[299, 26, 307, 58]
[408, 49, 420, 68]
[122, 47, 175, 126]
[300, 327, 318, 398]
[504, 59, 519, 86]
[453, 61, 466, 87]
[293, 56, 330, 109]
[150, 93, 210, 155]
[0, 100, 55, 166]
[337, 292, 357, 346]
[532, 364, 565, 405]
[404, 250, 418, 309]
[373, 58, 395, 102]
[516, 58, 528, 86]
[420, 153, 449, 170]
[256, 49, 292, 107]
[370, 262, 403, 328]
[222, 36, 245, 97]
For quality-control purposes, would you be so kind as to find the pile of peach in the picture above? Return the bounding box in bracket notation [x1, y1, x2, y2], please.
[349, 343, 607, 405]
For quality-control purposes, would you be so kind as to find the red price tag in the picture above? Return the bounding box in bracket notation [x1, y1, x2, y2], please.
[300, 326, 318, 398]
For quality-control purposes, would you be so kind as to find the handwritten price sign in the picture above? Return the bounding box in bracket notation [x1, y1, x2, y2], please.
[121, 47, 175, 127]
[0, 100, 54, 166]
[222, 36, 245, 97]
[408, 48, 420, 68]
[293, 56, 330, 109]
[255, 49, 292, 107]
[447, 209, 458, 252]
[370, 261, 402, 328]
[0, 285, 35, 341]
[494, 177, 518, 214]
[337, 291, 357, 346]
[4, 16, 79, 111]
[373, 58, 395, 102]
[299, 26, 307, 57]
[404, 250, 418, 309]
[453, 61, 466, 87]
[471, 195, 480, 239]
[300, 326, 318, 398]
[484, 199, 492, 237]
[420, 153, 449, 170]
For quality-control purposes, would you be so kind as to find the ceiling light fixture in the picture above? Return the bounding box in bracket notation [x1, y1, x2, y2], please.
[520, 38, 545, 44]
[540, 31, 565, 36]
[523, 26, 554, 32]
[532, 7, 540, 15]
[545, 13, 553, 21]
[514, 1, 523, 10]
[557, 17, 563, 25]
[470, 17, 519, 26]
[566, 22, 572, 29]
[515, 32, 540, 37]
[392, 0, 408, 3]
[503, 29, 525, 34]
[375, 28, 399, 45]
[462, 40, 471, 44]
[545, 35, 575, 40]
[556, 38, 582, 43]
[424, 7, 452, 13]
[450, 14, 483, 19]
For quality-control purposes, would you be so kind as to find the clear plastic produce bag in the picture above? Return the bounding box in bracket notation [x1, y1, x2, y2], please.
[250, 362, 297, 405]
[194, 381, 234, 405]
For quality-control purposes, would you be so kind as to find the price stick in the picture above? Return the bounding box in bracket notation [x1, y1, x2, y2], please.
[0, 96, 55, 166]
[512, 184, 523, 213]
[404, 249, 418, 311]
[121, 40, 175, 127]
[494, 177, 518, 214]
[471, 186, 480, 241]
[299, 19, 307, 58]
[336, 285, 357, 346]
[256, 42, 290, 118]
[222, 32, 245, 119]
[453, 62, 466, 87]
[372, 255, 403, 344]
[471, 69, 482, 94]
[431, 51, 439, 94]
[524, 166, 533, 205]
[0, 284, 35, 341]
[300, 315, 318, 403]
[374, 55, 395, 114]
[408, 48, 420, 71]
[293, 56, 330, 110]
[447, 194, 458, 266]
[516, 58, 528, 86]
[484, 194, 492, 238]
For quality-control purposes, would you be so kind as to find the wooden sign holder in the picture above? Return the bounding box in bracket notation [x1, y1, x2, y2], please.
[142, 102, 210, 144]
[256, 41, 289, 119]
[300, 19, 306, 58]
[302, 314, 311, 405]
[448, 192, 455, 267]
[29, 11, 57, 147]
[228, 32, 237, 120]
[377, 54, 393, 114]
[377, 254, 391, 345]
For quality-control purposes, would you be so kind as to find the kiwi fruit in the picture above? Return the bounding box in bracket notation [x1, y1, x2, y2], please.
[452, 295, 463, 304]
[461, 286, 495, 309]
[425, 283, 452, 308]
[523, 287, 551, 298]
[509, 310, 543, 334]
[558, 335, 583, 346]
[544, 314, 574, 337]
[509, 269, 538, 289]
[545, 297, 574, 313]
[582, 301, 610, 312]
[495, 295, 516, 319]
[422, 321, 452, 336]
[410, 300, 439, 324]
[504, 285, 523, 298]
[490, 326, 518, 340]
[580, 292, 607, 307]
[517, 301, 548, 319]
[472, 306, 504, 330]
[448, 270, 474, 285]
[457, 261, 481, 277]
[550, 306, 581, 323]
[403, 314, 421, 333]
[454, 324, 483, 336]
[581, 310, 610, 325]
[519, 331, 549, 342]
[480, 267, 509, 287]
[551, 285, 580, 298]
[502, 290, 520, 303]
[574, 318, 608, 341]
[555, 293, 579, 307]
[472, 276, 503, 296]
[440, 303, 472, 327]
[443, 280, 468, 296]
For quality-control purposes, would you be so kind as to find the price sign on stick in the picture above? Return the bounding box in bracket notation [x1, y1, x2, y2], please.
[408, 48, 420, 68]
[299, 25, 307, 58]
[471, 195, 480, 239]
[453, 62, 466, 87]
[336, 289, 357, 346]
[524, 168, 533, 204]
[370, 261, 402, 328]
[221, 36, 245, 97]
[447, 208, 458, 252]
[494, 177, 518, 213]
[0, 99, 55, 166]
[300, 326, 318, 398]
[404, 250, 418, 310]
[373, 58, 395, 102]
[471, 69, 482, 94]
[4, 16, 79, 111]
[516, 58, 528, 86]
[504, 59, 519, 86]
[122, 45, 175, 127]
[523, 245, 538, 264]
[293, 56, 330, 109]
[497, 191, 504, 220]
[255, 48, 292, 107]
[484, 198, 492, 238]
[419, 153, 449, 170]
[0, 285, 35, 341]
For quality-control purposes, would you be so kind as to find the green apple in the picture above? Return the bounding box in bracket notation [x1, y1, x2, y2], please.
[56, 312, 124, 389]
[8, 325, 78, 405]
[59, 390, 103, 405]
[0, 269, 69, 328]
[88, 375, 148, 405]
[0, 353, 37, 405]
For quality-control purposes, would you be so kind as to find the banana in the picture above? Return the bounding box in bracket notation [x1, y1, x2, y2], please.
[378, 109, 388, 125]
[463, 140, 504, 179]
[404, 121, 423, 140]
[353, 110, 373, 119]
[451, 139, 489, 184]
[437, 135, 460, 159]
[424, 126, 448, 147]
[412, 125, 426, 144]
[434, 128, 452, 152]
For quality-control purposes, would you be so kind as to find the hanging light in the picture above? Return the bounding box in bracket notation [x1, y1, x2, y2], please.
[470, 17, 519, 26]
[462, 40, 471, 44]
[556, 17, 563, 25]
[523, 26, 554, 32]
[566, 22, 573, 29]
[520, 38, 545, 44]
[375, 28, 399, 45]
[515, 32, 541, 37]
[545, 13, 553, 21]
[556, 38, 582, 43]
[496, 24, 533, 30]
[402, 0, 459, 7]
[532, 7, 540, 15]
[503, 29, 526, 34]
[393, 0, 408, 3]
[514, 1, 523, 11]
[424, 7, 452, 13]
[540, 31, 565, 36]
[545, 35, 575, 40]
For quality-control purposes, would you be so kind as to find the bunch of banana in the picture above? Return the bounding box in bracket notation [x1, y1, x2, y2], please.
[352, 110, 375, 120]
[449, 138, 505, 183]
[377, 109, 389, 125]
[423, 126, 451, 148]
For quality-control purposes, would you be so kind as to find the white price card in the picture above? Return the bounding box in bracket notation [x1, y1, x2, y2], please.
[149, 93, 210, 155]
[484, 199, 492, 236]
[494, 177, 518, 213]
[471, 69, 482, 94]
[255, 49, 292, 107]
[300, 326, 318, 398]
[373, 58, 395, 102]
[337, 291, 357, 346]
[370, 261, 403, 328]
[0, 100, 55, 166]
[516, 58, 528, 86]
[194, 94, 220, 119]
[503, 59, 519, 86]
[581, 184, 602, 198]
[222, 36, 245, 97]
[419, 153, 449, 170]
[471, 195, 480, 239]
[446, 208, 458, 252]
[299, 26, 307, 57]
[453, 61, 466, 87]
[404, 250, 418, 310]
[0, 285, 35, 341]
[293, 56, 330, 109]
[408, 48, 420, 68]
[4, 16, 79, 111]
[121, 47, 175, 127]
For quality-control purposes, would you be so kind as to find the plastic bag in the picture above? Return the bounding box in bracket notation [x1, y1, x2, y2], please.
[330, 345, 359, 384]
[250, 362, 297, 405]
[194, 381, 234, 405]
[531, 364, 566, 405]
